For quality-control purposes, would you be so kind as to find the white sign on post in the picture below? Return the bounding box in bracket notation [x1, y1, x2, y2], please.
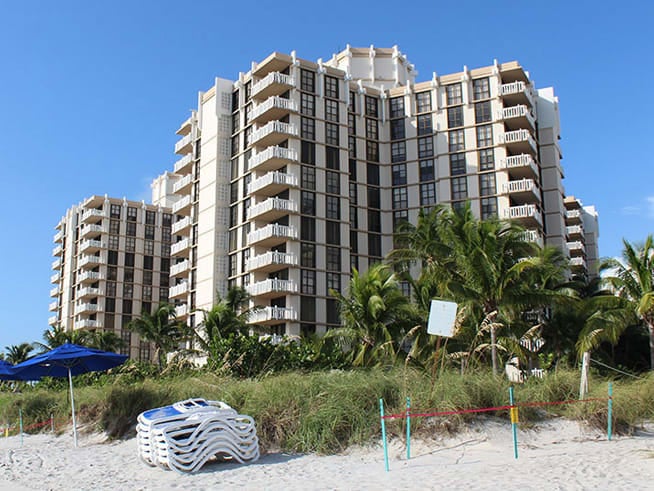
[427, 299, 458, 337]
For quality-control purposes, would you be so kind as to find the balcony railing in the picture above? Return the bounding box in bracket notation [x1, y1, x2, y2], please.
[502, 204, 541, 225]
[52, 258, 62, 269]
[500, 154, 538, 177]
[78, 287, 101, 298]
[250, 96, 298, 123]
[566, 209, 581, 220]
[500, 81, 535, 106]
[50, 286, 59, 297]
[75, 303, 99, 314]
[49, 301, 58, 311]
[248, 306, 298, 323]
[248, 146, 298, 171]
[246, 251, 298, 271]
[174, 154, 193, 174]
[170, 259, 190, 277]
[246, 278, 298, 297]
[80, 239, 104, 253]
[169, 281, 189, 298]
[247, 223, 298, 245]
[246, 197, 298, 220]
[54, 230, 64, 243]
[175, 304, 188, 318]
[520, 229, 544, 247]
[248, 171, 298, 195]
[78, 271, 103, 283]
[172, 195, 192, 215]
[48, 316, 58, 326]
[80, 223, 106, 239]
[567, 241, 586, 254]
[52, 245, 63, 256]
[566, 225, 583, 236]
[250, 121, 298, 147]
[251, 72, 295, 99]
[174, 134, 193, 154]
[171, 238, 190, 256]
[500, 104, 535, 127]
[50, 273, 60, 284]
[81, 208, 106, 223]
[78, 254, 104, 268]
[75, 319, 102, 329]
[570, 257, 586, 268]
[171, 216, 191, 235]
[503, 179, 536, 194]
[173, 174, 192, 194]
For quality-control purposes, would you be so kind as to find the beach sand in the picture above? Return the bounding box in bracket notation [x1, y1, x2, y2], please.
[1, 419, 653, 490]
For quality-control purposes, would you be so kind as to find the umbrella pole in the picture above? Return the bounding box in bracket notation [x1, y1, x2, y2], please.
[68, 368, 78, 448]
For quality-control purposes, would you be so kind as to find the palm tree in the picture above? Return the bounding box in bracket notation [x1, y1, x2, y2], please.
[602, 236, 654, 370]
[5, 343, 34, 364]
[86, 330, 124, 352]
[194, 287, 253, 353]
[325, 263, 416, 367]
[127, 303, 187, 368]
[35, 326, 90, 352]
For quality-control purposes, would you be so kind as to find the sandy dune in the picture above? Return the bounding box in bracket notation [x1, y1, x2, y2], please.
[0, 419, 653, 490]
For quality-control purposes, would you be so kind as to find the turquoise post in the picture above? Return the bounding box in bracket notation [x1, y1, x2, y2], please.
[379, 398, 389, 472]
[509, 387, 518, 459]
[406, 397, 411, 460]
[19, 409, 23, 447]
[608, 383, 613, 441]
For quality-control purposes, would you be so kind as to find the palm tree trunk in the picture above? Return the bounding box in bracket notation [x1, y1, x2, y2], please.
[648, 321, 654, 371]
[490, 326, 498, 376]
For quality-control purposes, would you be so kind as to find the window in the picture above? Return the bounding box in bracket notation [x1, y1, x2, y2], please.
[126, 222, 136, 237]
[447, 106, 464, 128]
[127, 207, 137, 222]
[326, 195, 340, 219]
[365, 118, 378, 140]
[110, 204, 121, 218]
[124, 252, 135, 267]
[302, 165, 316, 189]
[476, 125, 493, 148]
[108, 235, 119, 250]
[107, 266, 117, 281]
[232, 112, 240, 134]
[416, 91, 432, 113]
[417, 114, 432, 136]
[475, 101, 492, 123]
[123, 283, 134, 299]
[420, 183, 437, 206]
[325, 123, 339, 146]
[145, 225, 155, 240]
[326, 221, 340, 244]
[479, 173, 496, 196]
[393, 187, 408, 209]
[350, 231, 358, 253]
[347, 113, 356, 134]
[326, 247, 340, 271]
[300, 296, 315, 322]
[391, 141, 406, 163]
[473, 78, 490, 100]
[348, 91, 356, 112]
[449, 129, 465, 152]
[301, 69, 315, 92]
[481, 197, 498, 219]
[106, 281, 117, 297]
[392, 164, 407, 186]
[162, 213, 172, 226]
[325, 99, 339, 122]
[109, 220, 120, 234]
[326, 171, 340, 194]
[108, 250, 118, 265]
[368, 210, 381, 232]
[160, 258, 170, 272]
[479, 149, 495, 171]
[367, 163, 380, 185]
[348, 136, 356, 159]
[143, 255, 154, 270]
[143, 270, 153, 286]
[390, 119, 405, 140]
[301, 269, 316, 294]
[325, 147, 339, 170]
[446, 83, 463, 105]
[389, 96, 404, 118]
[301, 93, 315, 116]
[326, 273, 341, 294]
[449, 153, 466, 176]
[301, 191, 315, 215]
[139, 341, 150, 363]
[325, 76, 339, 99]
[365, 96, 378, 117]
[367, 187, 380, 208]
[145, 210, 156, 225]
[418, 137, 434, 158]
[451, 176, 468, 200]
[368, 234, 381, 257]
[366, 141, 379, 162]
[301, 141, 315, 164]
[393, 210, 409, 230]
[301, 242, 315, 267]
[105, 297, 116, 313]
[125, 236, 136, 251]
[301, 117, 315, 140]
[301, 217, 316, 241]
[420, 159, 435, 181]
[122, 299, 133, 314]
[161, 227, 171, 244]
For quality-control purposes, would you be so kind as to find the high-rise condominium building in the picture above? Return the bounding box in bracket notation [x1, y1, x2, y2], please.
[49, 195, 172, 361]
[151, 45, 599, 337]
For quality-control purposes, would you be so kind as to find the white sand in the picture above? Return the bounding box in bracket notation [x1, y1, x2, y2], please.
[1, 419, 653, 490]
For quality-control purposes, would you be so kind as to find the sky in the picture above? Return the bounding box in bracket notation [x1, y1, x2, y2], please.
[0, 0, 652, 349]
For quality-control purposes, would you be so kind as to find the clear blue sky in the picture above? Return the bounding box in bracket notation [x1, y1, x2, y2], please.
[1, 0, 652, 349]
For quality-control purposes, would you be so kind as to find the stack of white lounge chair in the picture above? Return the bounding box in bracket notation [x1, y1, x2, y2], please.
[137, 398, 259, 473]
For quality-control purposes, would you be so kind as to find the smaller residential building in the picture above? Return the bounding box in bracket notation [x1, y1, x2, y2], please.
[563, 196, 600, 279]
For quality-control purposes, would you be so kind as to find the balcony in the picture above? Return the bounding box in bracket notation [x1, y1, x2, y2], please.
[248, 171, 298, 196]
[498, 129, 537, 155]
[176, 116, 192, 136]
[502, 179, 540, 205]
[54, 230, 64, 243]
[49, 301, 58, 312]
[500, 104, 535, 131]
[171, 238, 190, 257]
[175, 134, 193, 155]
[171, 216, 191, 235]
[520, 229, 544, 248]
[250, 121, 298, 148]
[248, 306, 298, 325]
[565, 209, 582, 224]
[566, 225, 583, 239]
[502, 204, 542, 227]
[78, 254, 104, 268]
[52, 258, 62, 269]
[174, 154, 193, 174]
[247, 197, 298, 221]
[75, 303, 99, 314]
[80, 223, 106, 239]
[567, 241, 586, 256]
[175, 304, 188, 318]
[246, 278, 298, 298]
[50, 273, 60, 284]
[500, 81, 535, 107]
[500, 154, 538, 179]
[80, 239, 104, 254]
[170, 259, 190, 277]
[173, 174, 192, 194]
[52, 245, 63, 257]
[250, 96, 298, 124]
[570, 257, 587, 269]
[78, 287, 101, 299]
[247, 223, 298, 247]
[75, 319, 102, 329]
[172, 195, 192, 215]
[78, 271, 103, 284]
[50, 286, 59, 297]
[81, 208, 106, 223]
[252, 72, 295, 100]
[247, 251, 298, 273]
[249, 146, 298, 172]
[169, 281, 189, 299]
[48, 316, 58, 326]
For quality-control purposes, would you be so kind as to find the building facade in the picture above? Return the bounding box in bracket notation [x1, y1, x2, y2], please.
[150, 45, 599, 337]
[49, 195, 172, 360]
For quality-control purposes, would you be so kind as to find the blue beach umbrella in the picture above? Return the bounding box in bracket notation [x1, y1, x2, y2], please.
[0, 359, 19, 380]
[12, 343, 127, 446]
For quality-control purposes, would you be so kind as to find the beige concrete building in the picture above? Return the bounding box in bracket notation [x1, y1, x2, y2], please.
[564, 196, 600, 279]
[153, 45, 599, 336]
[49, 195, 173, 360]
